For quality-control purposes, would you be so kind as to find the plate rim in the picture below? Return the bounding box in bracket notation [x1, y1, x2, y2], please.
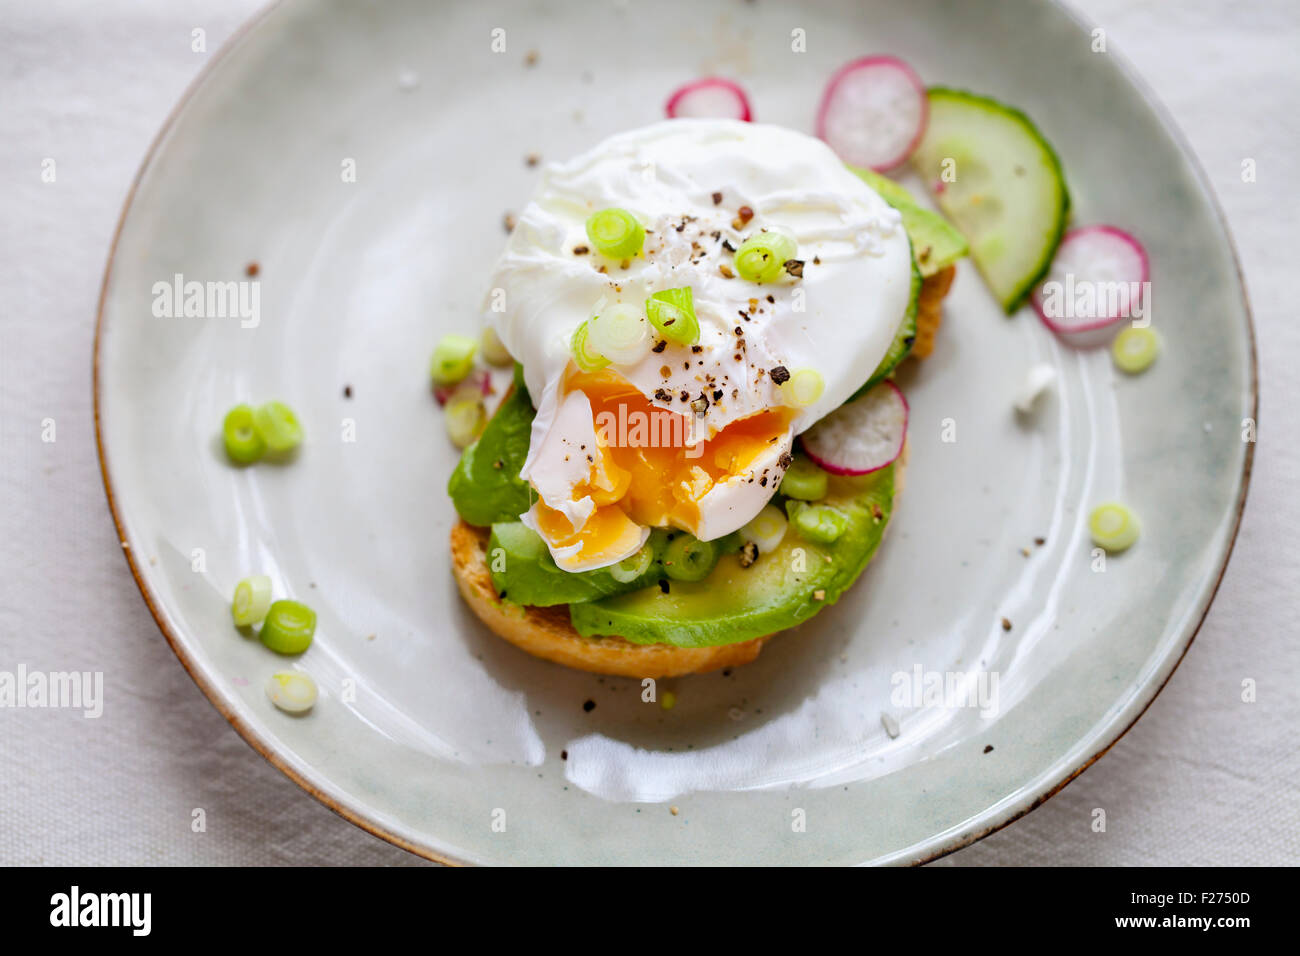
[92, 0, 1258, 867]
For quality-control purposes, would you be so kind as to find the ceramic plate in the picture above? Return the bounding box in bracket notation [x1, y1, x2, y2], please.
[96, 0, 1255, 865]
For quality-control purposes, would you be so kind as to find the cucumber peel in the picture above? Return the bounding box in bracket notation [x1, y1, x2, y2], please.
[910, 87, 1070, 313]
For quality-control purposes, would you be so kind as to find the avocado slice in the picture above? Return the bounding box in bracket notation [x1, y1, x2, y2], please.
[489, 522, 659, 606]
[448, 384, 535, 526]
[569, 466, 895, 648]
[489, 524, 742, 607]
[849, 164, 969, 278]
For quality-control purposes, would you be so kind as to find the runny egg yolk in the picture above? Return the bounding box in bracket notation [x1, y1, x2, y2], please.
[532, 368, 793, 567]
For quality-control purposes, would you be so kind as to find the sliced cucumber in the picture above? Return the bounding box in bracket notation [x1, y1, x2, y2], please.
[910, 88, 1069, 313]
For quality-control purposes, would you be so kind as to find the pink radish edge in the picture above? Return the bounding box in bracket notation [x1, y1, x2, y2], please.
[1033, 225, 1150, 335]
[799, 380, 910, 476]
[815, 55, 928, 172]
[665, 77, 753, 121]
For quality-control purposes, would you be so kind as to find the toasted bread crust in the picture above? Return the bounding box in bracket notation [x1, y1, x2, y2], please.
[450, 521, 767, 677]
[912, 264, 956, 360]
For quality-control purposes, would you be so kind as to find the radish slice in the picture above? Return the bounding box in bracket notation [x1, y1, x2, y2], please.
[1032, 226, 1149, 346]
[434, 368, 492, 407]
[800, 381, 908, 476]
[665, 78, 752, 121]
[816, 56, 928, 172]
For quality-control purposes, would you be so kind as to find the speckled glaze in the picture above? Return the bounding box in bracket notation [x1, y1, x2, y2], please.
[95, 0, 1254, 864]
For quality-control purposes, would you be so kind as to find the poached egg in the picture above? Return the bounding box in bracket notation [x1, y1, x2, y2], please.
[486, 119, 911, 572]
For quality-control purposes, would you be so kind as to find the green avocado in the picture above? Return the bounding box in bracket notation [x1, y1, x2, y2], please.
[568, 466, 895, 648]
[849, 164, 969, 278]
[488, 524, 741, 607]
[489, 523, 657, 606]
[448, 384, 535, 526]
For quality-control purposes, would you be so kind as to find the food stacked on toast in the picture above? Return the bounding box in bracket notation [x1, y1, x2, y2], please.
[445, 118, 969, 676]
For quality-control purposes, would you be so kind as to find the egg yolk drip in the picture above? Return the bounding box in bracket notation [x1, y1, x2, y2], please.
[532, 368, 793, 565]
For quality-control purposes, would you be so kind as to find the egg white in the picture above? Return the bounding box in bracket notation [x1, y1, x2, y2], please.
[488, 119, 912, 571]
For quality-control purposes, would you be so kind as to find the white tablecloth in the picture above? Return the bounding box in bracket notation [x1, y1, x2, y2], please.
[2, 0, 1295, 866]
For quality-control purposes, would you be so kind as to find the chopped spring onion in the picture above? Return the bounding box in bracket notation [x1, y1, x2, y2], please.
[571, 320, 611, 372]
[662, 534, 716, 582]
[587, 302, 652, 365]
[252, 401, 303, 453]
[231, 575, 273, 627]
[430, 333, 478, 385]
[609, 542, 654, 583]
[1088, 502, 1140, 552]
[585, 208, 645, 259]
[480, 327, 513, 367]
[266, 671, 318, 714]
[259, 599, 317, 655]
[445, 394, 487, 448]
[741, 503, 788, 554]
[781, 369, 825, 407]
[779, 453, 828, 501]
[734, 227, 797, 283]
[1112, 326, 1159, 374]
[660, 691, 677, 711]
[786, 500, 849, 544]
[222, 404, 266, 464]
[645, 287, 701, 346]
